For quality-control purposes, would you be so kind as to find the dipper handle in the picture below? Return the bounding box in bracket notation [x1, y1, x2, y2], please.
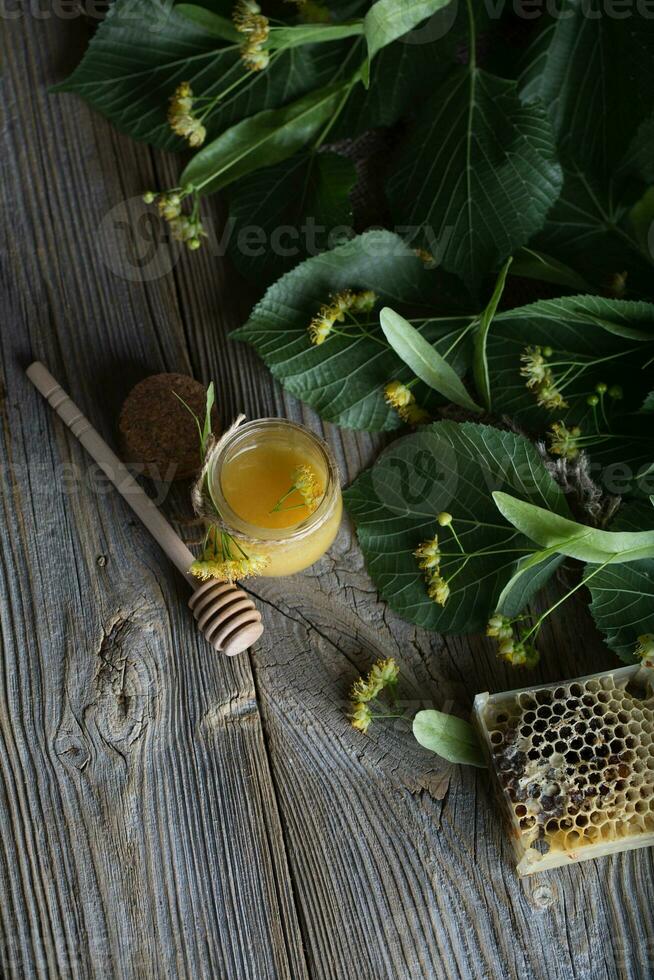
[26, 361, 263, 656]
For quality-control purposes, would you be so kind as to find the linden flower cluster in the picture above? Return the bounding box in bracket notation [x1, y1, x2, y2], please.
[270, 464, 322, 513]
[350, 658, 399, 734]
[414, 513, 455, 607]
[190, 527, 270, 583]
[292, 464, 321, 511]
[384, 381, 430, 425]
[486, 614, 539, 668]
[233, 0, 270, 71]
[520, 345, 567, 411]
[142, 190, 207, 251]
[548, 421, 582, 460]
[308, 289, 377, 345]
[168, 81, 206, 147]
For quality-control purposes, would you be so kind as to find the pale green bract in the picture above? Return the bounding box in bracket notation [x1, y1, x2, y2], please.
[472, 257, 512, 411]
[181, 81, 354, 194]
[493, 493, 654, 564]
[413, 710, 486, 768]
[379, 307, 482, 413]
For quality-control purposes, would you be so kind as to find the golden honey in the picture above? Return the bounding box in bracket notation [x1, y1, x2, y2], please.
[209, 419, 342, 577]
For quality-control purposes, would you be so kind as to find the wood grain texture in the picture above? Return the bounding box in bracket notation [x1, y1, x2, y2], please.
[1, 9, 653, 980]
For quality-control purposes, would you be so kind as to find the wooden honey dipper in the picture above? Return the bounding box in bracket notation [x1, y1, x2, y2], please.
[26, 361, 264, 656]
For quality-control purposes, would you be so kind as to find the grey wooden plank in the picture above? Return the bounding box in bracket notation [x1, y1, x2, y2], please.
[1, 14, 307, 980]
[1, 10, 653, 980]
[245, 558, 654, 980]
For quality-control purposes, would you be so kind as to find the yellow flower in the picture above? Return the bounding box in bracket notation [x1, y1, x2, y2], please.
[168, 82, 207, 147]
[486, 613, 512, 640]
[384, 381, 413, 410]
[158, 194, 182, 221]
[190, 550, 269, 582]
[414, 536, 440, 571]
[384, 380, 413, 410]
[351, 289, 377, 312]
[537, 382, 568, 411]
[548, 421, 581, 460]
[169, 214, 207, 252]
[427, 575, 450, 606]
[635, 634, 654, 661]
[308, 309, 336, 345]
[401, 402, 430, 425]
[350, 702, 372, 733]
[233, 0, 270, 72]
[242, 47, 270, 71]
[350, 657, 399, 703]
[497, 639, 539, 668]
[520, 346, 549, 388]
[368, 657, 399, 690]
[328, 289, 355, 320]
[292, 464, 322, 512]
[307, 289, 377, 345]
[520, 345, 568, 411]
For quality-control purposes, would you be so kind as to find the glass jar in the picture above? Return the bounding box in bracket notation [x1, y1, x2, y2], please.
[208, 418, 342, 577]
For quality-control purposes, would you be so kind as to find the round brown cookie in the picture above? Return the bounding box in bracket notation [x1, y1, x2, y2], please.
[119, 373, 220, 481]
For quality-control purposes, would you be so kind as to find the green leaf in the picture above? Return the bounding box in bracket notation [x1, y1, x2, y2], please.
[268, 23, 364, 48]
[413, 710, 486, 768]
[533, 169, 653, 297]
[225, 150, 356, 286]
[588, 501, 654, 662]
[233, 231, 475, 431]
[511, 248, 591, 293]
[181, 81, 353, 193]
[330, 1, 469, 140]
[364, 0, 455, 62]
[493, 492, 654, 564]
[53, 0, 347, 150]
[387, 66, 562, 292]
[519, 0, 654, 181]
[473, 257, 512, 411]
[621, 115, 654, 184]
[484, 294, 654, 492]
[379, 307, 481, 414]
[629, 186, 654, 255]
[343, 421, 570, 632]
[175, 4, 240, 40]
[519, 4, 654, 293]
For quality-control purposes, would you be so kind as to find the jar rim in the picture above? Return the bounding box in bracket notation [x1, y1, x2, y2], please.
[207, 417, 340, 543]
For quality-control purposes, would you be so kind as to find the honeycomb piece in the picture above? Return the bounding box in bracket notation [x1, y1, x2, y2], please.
[474, 664, 654, 875]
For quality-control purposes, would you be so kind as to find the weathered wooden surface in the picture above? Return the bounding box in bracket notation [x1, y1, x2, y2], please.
[1, 11, 653, 980]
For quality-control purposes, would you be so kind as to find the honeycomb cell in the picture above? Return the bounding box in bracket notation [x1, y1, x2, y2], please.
[476, 666, 654, 874]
